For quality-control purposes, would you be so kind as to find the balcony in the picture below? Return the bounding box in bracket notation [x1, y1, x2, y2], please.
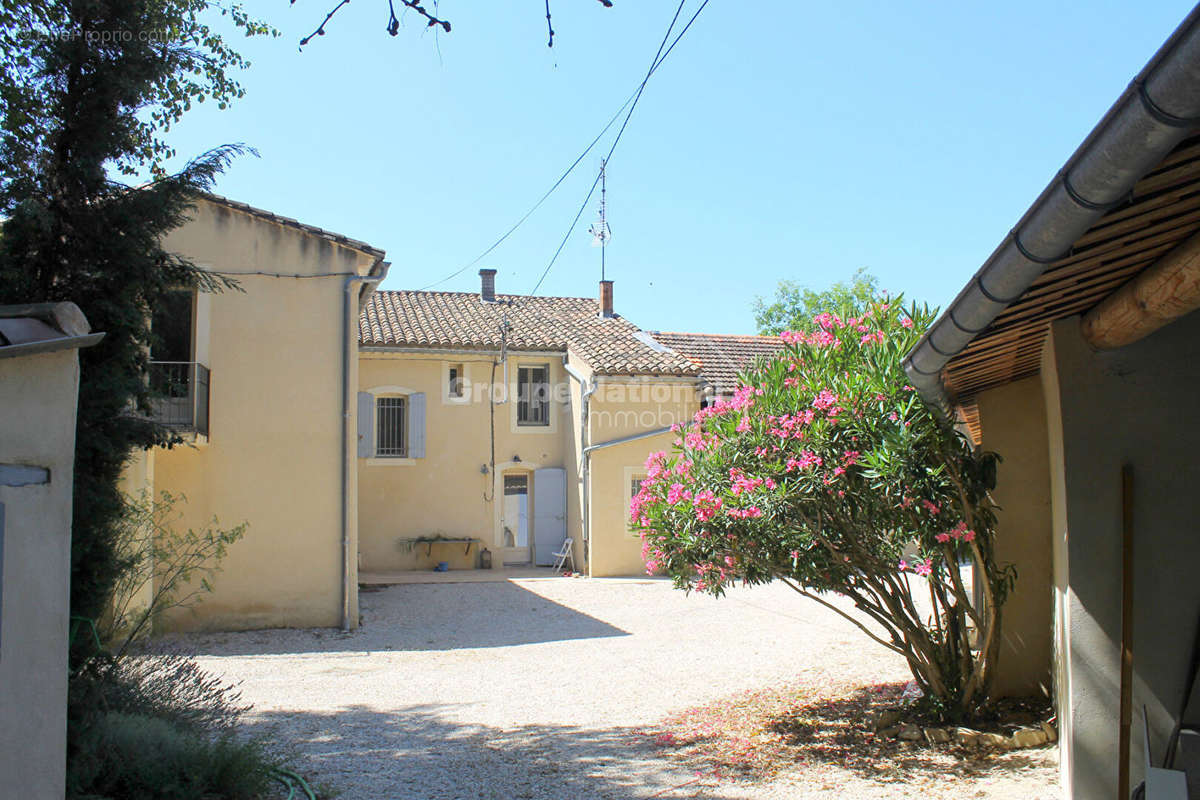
[148, 361, 210, 437]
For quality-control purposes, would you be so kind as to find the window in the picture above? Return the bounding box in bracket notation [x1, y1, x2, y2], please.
[150, 289, 194, 363]
[376, 396, 408, 457]
[448, 363, 465, 399]
[630, 476, 647, 520]
[517, 365, 550, 426]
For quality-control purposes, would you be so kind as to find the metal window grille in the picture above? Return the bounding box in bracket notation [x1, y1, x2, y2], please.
[376, 396, 408, 457]
[504, 474, 528, 495]
[630, 477, 646, 519]
[448, 365, 464, 398]
[517, 366, 550, 426]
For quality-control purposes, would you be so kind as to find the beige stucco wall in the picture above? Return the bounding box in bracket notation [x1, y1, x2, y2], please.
[975, 376, 1053, 698]
[0, 348, 82, 799]
[142, 200, 378, 631]
[586, 379, 700, 577]
[357, 350, 700, 578]
[1043, 310, 1200, 798]
[358, 351, 570, 571]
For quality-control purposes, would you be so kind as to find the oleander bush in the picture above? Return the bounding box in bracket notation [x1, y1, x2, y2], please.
[631, 296, 1014, 720]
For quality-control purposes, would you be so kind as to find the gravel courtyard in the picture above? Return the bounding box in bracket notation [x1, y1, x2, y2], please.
[175, 576, 1057, 799]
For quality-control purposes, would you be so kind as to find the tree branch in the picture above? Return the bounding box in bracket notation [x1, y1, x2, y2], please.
[778, 576, 909, 658]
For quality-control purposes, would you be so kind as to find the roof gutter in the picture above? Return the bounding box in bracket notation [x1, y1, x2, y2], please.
[903, 6, 1200, 412]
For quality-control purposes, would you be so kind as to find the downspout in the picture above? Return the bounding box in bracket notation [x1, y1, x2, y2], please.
[563, 359, 597, 566]
[902, 7, 1200, 411]
[341, 260, 389, 631]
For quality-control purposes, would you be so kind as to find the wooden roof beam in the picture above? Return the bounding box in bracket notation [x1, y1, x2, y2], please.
[1082, 229, 1200, 349]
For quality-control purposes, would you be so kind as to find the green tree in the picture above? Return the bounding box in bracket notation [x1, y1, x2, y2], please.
[753, 267, 879, 335]
[632, 297, 1014, 720]
[0, 0, 268, 651]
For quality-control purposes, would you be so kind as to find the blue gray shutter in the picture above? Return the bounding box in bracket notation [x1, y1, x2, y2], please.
[408, 392, 426, 458]
[356, 392, 373, 457]
[533, 468, 566, 566]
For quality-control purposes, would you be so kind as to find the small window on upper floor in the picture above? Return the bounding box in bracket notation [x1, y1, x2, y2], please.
[448, 363, 465, 399]
[517, 364, 550, 426]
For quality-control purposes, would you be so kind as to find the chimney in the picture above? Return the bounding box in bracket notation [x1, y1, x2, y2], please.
[479, 268, 496, 303]
[599, 280, 614, 318]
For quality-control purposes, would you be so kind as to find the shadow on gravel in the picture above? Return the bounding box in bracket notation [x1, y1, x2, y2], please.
[765, 683, 1054, 783]
[248, 704, 734, 800]
[166, 582, 629, 657]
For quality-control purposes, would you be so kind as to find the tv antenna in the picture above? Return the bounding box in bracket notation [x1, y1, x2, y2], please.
[588, 159, 612, 280]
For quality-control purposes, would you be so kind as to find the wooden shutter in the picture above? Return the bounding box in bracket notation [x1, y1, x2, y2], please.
[356, 392, 373, 457]
[533, 468, 566, 566]
[408, 392, 426, 458]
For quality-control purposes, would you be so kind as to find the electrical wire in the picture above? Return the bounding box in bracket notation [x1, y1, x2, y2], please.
[529, 0, 710, 295]
[422, 0, 709, 293]
[418, 91, 637, 290]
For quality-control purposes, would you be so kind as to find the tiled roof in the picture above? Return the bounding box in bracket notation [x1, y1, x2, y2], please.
[649, 331, 784, 395]
[360, 291, 700, 377]
[198, 193, 386, 261]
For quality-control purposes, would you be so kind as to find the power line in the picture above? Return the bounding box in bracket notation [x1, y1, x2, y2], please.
[529, 0, 709, 296]
[418, 90, 638, 291]
[422, 0, 708, 294]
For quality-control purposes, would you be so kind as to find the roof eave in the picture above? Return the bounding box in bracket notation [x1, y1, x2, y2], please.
[903, 5, 1200, 411]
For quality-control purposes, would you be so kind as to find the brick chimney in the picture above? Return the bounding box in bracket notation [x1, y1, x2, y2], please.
[479, 268, 496, 303]
[599, 280, 614, 318]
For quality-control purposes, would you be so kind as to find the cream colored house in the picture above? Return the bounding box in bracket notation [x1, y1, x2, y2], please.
[123, 194, 387, 632]
[356, 271, 705, 578]
[128, 196, 794, 632]
[0, 302, 102, 800]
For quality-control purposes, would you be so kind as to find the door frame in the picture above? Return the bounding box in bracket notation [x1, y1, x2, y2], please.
[493, 460, 543, 566]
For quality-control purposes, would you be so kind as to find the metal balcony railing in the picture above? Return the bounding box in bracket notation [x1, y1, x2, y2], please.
[148, 361, 210, 437]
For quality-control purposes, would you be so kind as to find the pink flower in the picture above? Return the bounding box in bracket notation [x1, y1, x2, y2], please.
[812, 389, 838, 411]
[962, 528, 976, 542]
[785, 451, 822, 472]
[790, 550, 800, 561]
[934, 532, 951, 543]
[898, 559, 909, 571]
[901, 317, 914, 329]
[666, 483, 692, 505]
[921, 499, 941, 515]
[841, 450, 860, 467]
[914, 559, 933, 577]
[736, 416, 751, 433]
[693, 490, 723, 522]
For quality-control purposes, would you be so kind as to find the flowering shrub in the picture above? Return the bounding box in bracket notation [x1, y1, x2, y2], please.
[631, 297, 1014, 719]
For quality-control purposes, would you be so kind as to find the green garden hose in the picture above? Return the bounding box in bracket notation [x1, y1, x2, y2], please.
[270, 766, 317, 800]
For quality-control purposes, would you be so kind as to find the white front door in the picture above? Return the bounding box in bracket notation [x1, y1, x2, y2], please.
[501, 473, 531, 565]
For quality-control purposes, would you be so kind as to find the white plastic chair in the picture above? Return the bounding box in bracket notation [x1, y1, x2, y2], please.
[551, 537, 574, 571]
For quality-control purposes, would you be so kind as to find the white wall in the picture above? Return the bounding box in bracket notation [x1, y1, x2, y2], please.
[0, 348, 82, 799]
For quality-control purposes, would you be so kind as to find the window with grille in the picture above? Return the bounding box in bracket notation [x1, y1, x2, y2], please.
[517, 365, 550, 426]
[376, 396, 408, 457]
[448, 364, 465, 399]
[630, 476, 647, 519]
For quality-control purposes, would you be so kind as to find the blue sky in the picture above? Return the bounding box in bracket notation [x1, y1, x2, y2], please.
[159, 0, 1196, 334]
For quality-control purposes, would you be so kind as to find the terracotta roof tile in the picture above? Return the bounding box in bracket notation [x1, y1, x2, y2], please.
[360, 291, 700, 377]
[649, 331, 784, 395]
